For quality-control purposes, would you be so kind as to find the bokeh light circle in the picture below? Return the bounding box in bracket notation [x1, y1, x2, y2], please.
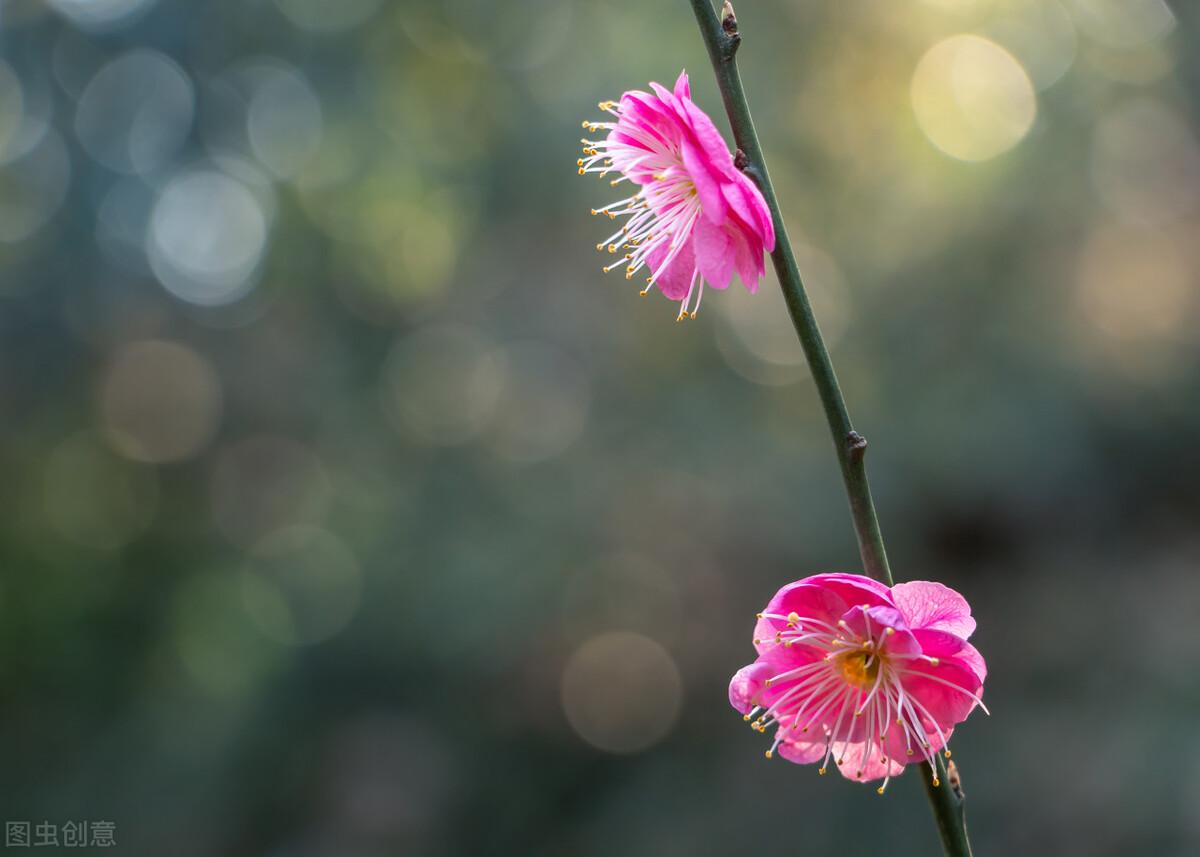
[1091, 99, 1200, 227]
[1069, 0, 1175, 51]
[148, 169, 269, 306]
[485, 342, 590, 464]
[1075, 225, 1193, 345]
[561, 631, 682, 754]
[246, 64, 323, 179]
[717, 244, 849, 386]
[911, 35, 1037, 163]
[43, 432, 158, 550]
[99, 340, 223, 463]
[380, 324, 505, 446]
[74, 50, 194, 175]
[273, 0, 382, 33]
[241, 525, 362, 645]
[48, 0, 158, 31]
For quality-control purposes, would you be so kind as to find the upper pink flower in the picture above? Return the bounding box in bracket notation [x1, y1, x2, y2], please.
[729, 573, 987, 793]
[579, 70, 775, 321]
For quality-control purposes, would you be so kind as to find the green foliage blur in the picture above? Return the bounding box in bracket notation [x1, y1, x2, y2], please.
[1, 0, 1198, 854]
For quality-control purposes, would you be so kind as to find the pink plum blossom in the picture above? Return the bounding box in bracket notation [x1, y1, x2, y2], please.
[579, 70, 775, 321]
[729, 573, 987, 794]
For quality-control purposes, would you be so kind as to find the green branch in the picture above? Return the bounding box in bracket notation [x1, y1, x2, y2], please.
[685, 2, 973, 855]
[686, 0, 891, 587]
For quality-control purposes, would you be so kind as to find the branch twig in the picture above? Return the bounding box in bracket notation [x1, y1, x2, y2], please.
[685, 3, 974, 855]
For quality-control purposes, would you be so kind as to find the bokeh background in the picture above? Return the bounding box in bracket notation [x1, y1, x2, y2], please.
[1, 0, 1198, 854]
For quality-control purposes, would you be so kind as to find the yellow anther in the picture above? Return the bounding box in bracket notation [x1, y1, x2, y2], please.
[764, 750, 773, 759]
[929, 657, 939, 666]
[786, 612, 800, 624]
[608, 244, 617, 253]
[877, 786, 886, 795]
[907, 749, 914, 756]
[944, 750, 952, 758]
[885, 627, 895, 635]
[577, 158, 585, 166]
[595, 243, 605, 251]
[755, 613, 763, 619]
[577, 168, 585, 175]
[818, 767, 827, 776]
[743, 713, 751, 721]
[932, 777, 941, 787]
[689, 311, 697, 319]
[581, 120, 590, 128]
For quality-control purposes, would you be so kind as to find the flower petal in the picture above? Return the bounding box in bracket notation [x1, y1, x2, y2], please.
[899, 658, 984, 731]
[673, 69, 691, 101]
[680, 137, 728, 224]
[891, 580, 977, 639]
[646, 237, 697, 301]
[693, 216, 735, 289]
[728, 661, 774, 715]
[912, 629, 987, 684]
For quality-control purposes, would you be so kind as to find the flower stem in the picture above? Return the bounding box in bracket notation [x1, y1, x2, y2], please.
[686, 0, 891, 588]
[685, 2, 973, 855]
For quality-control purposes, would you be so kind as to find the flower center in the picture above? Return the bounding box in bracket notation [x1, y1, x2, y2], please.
[839, 649, 881, 688]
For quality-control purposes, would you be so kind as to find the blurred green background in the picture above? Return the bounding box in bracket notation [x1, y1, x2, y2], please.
[1, 0, 1198, 854]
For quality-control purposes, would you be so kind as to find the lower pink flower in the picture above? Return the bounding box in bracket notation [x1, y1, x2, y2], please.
[729, 573, 987, 793]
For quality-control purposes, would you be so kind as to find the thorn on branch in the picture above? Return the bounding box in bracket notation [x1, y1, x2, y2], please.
[734, 149, 749, 171]
[721, 1, 738, 34]
[720, 1, 741, 57]
[947, 759, 964, 800]
[846, 431, 868, 462]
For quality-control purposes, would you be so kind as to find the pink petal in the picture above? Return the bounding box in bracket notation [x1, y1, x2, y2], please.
[840, 604, 921, 657]
[646, 238, 697, 301]
[900, 659, 983, 731]
[693, 216, 735, 290]
[676, 95, 739, 182]
[778, 737, 827, 765]
[673, 69, 691, 101]
[722, 175, 774, 251]
[726, 221, 762, 293]
[761, 581, 851, 634]
[891, 580, 977, 639]
[835, 739, 906, 782]
[680, 138, 728, 224]
[912, 629, 987, 684]
[801, 573, 893, 608]
[728, 661, 773, 715]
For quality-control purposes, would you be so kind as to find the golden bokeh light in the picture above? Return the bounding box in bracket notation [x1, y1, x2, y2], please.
[1075, 224, 1193, 345]
[561, 632, 682, 755]
[99, 339, 223, 464]
[911, 34, 1036, 163]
